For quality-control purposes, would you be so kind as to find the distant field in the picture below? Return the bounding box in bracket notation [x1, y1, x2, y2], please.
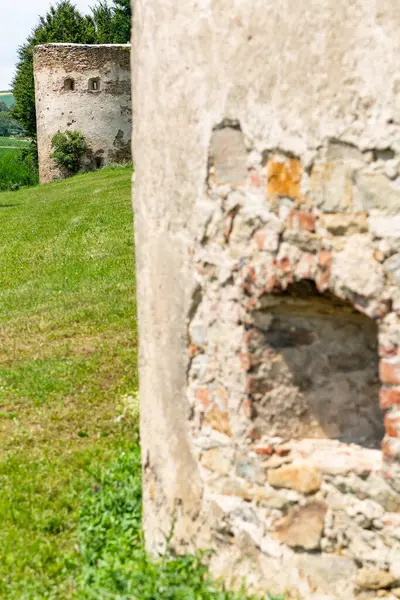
[0, 137, 30, 148]
[0, 91, 15, 108]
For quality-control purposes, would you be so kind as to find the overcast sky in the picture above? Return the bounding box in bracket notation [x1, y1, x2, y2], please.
[0, 0, 94, 90]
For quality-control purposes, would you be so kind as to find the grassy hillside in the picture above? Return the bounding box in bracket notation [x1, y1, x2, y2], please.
[0, 91, 15, 108]
[0, 166, 138, 597]
[0, 167, 268, 599]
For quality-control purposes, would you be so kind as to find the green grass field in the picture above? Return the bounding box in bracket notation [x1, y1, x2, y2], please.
[0, 166, 138, 598]
[0, 167, 272, 599]
[0, 137, 30, 148]
[0, 91, 15, 108]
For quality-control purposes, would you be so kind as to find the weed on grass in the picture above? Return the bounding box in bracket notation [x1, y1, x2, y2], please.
[77, 442, 283, 600]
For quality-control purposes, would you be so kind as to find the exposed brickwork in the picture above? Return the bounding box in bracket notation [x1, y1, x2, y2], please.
[288, 209, 316, 232]
[380, 387, 400, 409]
[380, 359, 400, 385]
[384, 411, 400, 438]
[183, 134, 400, 598]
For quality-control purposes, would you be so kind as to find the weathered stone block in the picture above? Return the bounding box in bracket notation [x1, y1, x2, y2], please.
[311, 162, 354, 212]
[332, 236, 385, 299]
[319, 212, 368, 236]
[268, 462, 321, 494]
[386, 255, 400, 283]
[294, 554, 357, 598]
[267, 156, 302, 200]
[356, 568, 396, 591]
[369, 214, 400, 239]
[273, 501, 327, 550]
[201, 447, 233, 474]
[355, 172, 400, 215]
[211, 127, 248, 186]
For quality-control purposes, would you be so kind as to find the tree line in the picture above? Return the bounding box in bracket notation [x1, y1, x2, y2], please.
[12, 0, 131, 146]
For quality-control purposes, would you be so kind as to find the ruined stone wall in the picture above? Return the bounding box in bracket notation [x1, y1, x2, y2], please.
[34, 44, 131, 184]
[132, 2, 400, 599]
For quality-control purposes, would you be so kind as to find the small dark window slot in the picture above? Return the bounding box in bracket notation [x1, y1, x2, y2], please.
[88, 78, 101, 92]
[64, 78, 75, 92]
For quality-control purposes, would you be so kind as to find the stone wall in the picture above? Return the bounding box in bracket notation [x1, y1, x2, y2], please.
[34, 44, 131, 184]
[132, 2, 400, 599]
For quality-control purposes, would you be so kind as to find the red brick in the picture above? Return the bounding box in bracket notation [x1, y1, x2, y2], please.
[382, 435, 400, 460]
[380, 359, 400, 385]
[380, 387, 400, 409]
[318, 250, 332, 269]
[195, 387, 210, 408]
[384, 411, 400, 438]
[253, 445, 274, 456]
[288, 210, 315, 232]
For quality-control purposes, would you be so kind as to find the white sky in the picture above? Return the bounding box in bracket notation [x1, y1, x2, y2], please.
[0, 0, 94, 90]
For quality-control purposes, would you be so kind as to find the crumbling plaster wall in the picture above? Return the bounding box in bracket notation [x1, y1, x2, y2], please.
[132, 2, 400, 599]
[34, 44, 131, 184]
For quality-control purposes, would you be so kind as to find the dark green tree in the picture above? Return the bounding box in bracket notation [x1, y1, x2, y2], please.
[92, 0, 131, 44]
[12, 1, 96, 139]
[111, 0, 131, 43]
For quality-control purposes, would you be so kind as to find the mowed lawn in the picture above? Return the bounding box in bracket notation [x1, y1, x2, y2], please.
[0, 166, 138, 598]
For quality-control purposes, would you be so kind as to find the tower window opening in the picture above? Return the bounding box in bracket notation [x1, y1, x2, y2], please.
[88, 77, 101, 92]
[64, 78, 75, 91]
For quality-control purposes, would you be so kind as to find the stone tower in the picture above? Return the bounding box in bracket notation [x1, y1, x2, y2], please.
[132, 2, 400, 598]
[34, 44, 131, 184]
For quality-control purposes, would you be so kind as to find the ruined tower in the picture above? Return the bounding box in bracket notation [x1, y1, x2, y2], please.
[34, 44, 131, 184]
[133, 2, 400, 598]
